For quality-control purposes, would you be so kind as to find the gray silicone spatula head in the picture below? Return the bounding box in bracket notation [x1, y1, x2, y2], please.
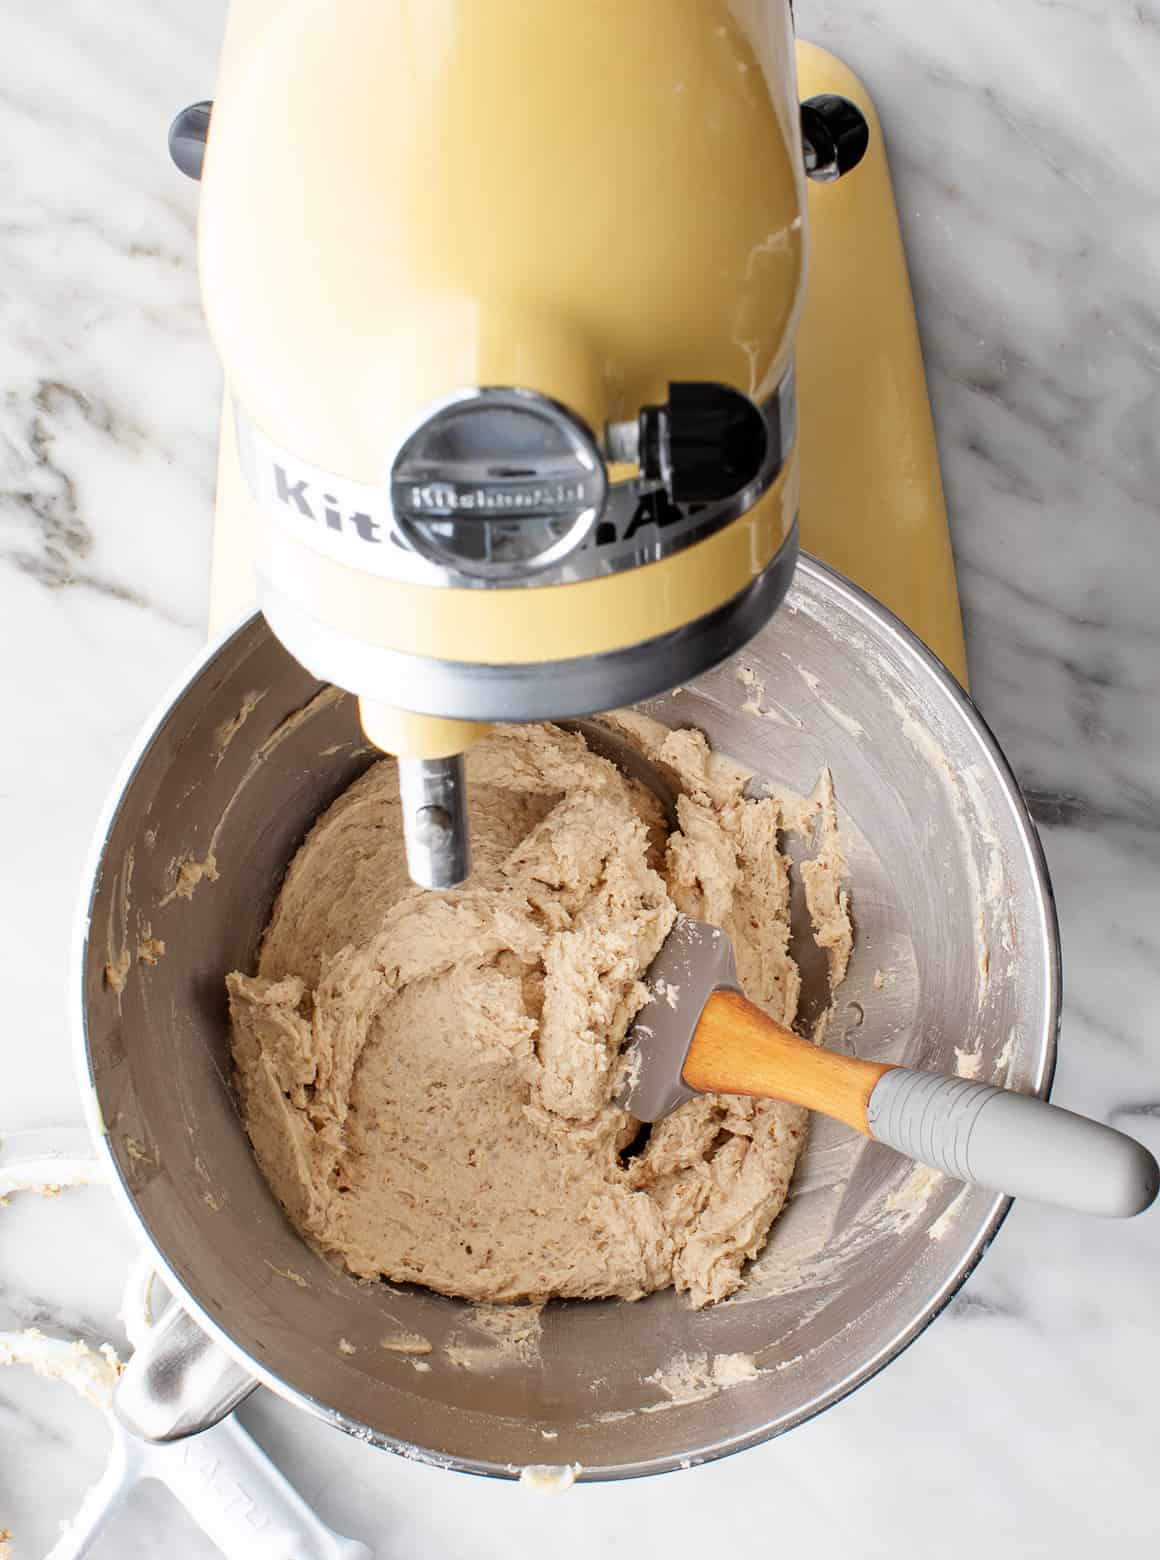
[618, 918, 740, 1122]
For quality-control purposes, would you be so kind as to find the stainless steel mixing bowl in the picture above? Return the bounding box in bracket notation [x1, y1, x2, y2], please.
[74, 555, 1059, 1479]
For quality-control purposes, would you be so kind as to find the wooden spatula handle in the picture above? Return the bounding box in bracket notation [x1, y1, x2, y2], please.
[683, 988, 890, 1134]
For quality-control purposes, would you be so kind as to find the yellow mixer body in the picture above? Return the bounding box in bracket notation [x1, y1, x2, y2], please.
[201, 1, 804, 741]
[203, 0, 804, 448]
[192, 3, 963, 881]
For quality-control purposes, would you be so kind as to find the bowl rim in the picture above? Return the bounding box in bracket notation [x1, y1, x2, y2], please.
[72, 552, 1061, 1480]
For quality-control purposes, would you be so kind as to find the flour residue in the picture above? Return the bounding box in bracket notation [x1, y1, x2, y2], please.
[995, 1029, 1018, 1077]
[736, 662, 802, 727]
[653, 977, 681, 1010]
[799, 769, 853, 987]
[731, 1127, 956, 1314]
[381, 1332, 433, 1356]
[885, 1161, 945, 1221]
[265, 1262, 309, 1288]
[213, 689, 266, 766]
[737, 662, 768, 717]
[445, 1305, 543, 1371]
[104, 948, 131, 994]
[162, 850, 220, 906]
[929, 1187, 971, 1241]
[123, 1137, 157, 1168]
[103, 848, 135, 1002]
[962, 764, 1016, 970]
[136, 920, 166, 966]
[165, 685, 347, 907]
[883, 688, 996, 987]
[793, 665, 865, 740]
[644, 1350, 759, 1411]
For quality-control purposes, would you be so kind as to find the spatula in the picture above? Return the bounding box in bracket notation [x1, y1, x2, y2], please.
[619, 915, 1158, 1218]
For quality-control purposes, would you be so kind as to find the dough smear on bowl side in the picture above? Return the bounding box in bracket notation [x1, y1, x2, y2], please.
[227, 721, 851, 1308]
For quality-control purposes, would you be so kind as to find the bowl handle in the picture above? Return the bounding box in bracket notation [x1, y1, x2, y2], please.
[114, 1300, 256, 1442]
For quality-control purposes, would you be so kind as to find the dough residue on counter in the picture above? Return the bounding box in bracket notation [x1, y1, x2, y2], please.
[228, 720, 851, 1309]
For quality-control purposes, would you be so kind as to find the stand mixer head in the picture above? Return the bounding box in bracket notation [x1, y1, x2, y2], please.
[174, 0, 868, 886]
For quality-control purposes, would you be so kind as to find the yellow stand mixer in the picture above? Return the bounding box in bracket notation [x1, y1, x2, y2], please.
[78, 6, 1076, 1480]
[170, 1, 965, 890]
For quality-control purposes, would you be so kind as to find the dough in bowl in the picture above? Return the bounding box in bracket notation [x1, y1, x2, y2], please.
[227, 719, 850, 1307]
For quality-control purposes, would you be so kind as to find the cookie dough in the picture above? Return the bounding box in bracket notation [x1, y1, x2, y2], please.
[227, 720, 850, 1307]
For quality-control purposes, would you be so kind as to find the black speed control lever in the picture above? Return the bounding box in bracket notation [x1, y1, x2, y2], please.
[608, 383, 770, 506]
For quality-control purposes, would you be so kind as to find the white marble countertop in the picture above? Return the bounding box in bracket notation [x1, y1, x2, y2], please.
[2, 2, 1158, 1555]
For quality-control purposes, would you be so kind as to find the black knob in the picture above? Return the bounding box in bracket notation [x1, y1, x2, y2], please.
[640, 384, 769, 506]
[800, 94, 870, 182]
[168, 101, 212, 181]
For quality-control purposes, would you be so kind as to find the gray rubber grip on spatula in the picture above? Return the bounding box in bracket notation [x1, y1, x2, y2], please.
[866, 1069, 1159, 1217]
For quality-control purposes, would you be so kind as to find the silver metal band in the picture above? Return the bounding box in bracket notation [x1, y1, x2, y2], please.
[256, 522, 799, 722]
[234, 371, 796, 592]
